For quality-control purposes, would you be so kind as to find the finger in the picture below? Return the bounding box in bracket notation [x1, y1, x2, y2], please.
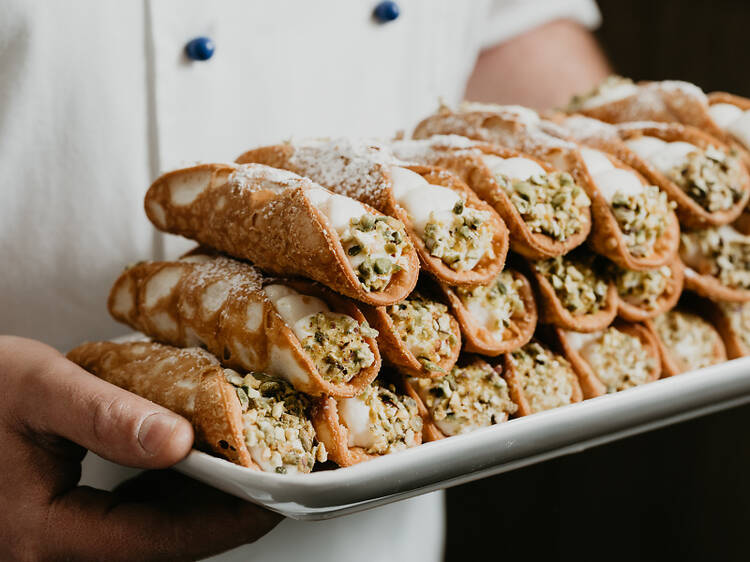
[42, 476, 282, 561]
[4, 337, 194, 469]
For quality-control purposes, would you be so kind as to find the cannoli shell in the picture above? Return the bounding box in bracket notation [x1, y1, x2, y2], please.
[362, 290, 462, 378]
[407, 143, 591, 260]
[107, 256, 381, 397]
[576, 151, 681, 270]
[402, 356, 512, 442]
[692, 298, 749, 360]
[682, 263, 750, 303]
[601, 124, 750, 229]
[66, 340, 256, 468]
[238, 146, 509, 287]
[144, 163, 419, 306]
[525, 260, 618, 333]
[574, 81, 726, 139]
[437, 269, 537, 356]
[501, 340, 583, 417]
[616, 258, 685, 322]
[643, 313, 727, 377]
[707, 92, 750, 168]
[310, 387, 423, 467]
[554, 321, 661, 399]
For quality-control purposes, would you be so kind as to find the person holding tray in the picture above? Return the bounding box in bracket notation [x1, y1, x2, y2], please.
[0, 1, 607, 560]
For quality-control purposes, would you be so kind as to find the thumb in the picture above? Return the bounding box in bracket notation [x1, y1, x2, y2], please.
[7, 338, 194, 469]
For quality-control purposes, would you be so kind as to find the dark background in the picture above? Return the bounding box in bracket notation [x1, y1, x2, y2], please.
[445, 2, 750, 560]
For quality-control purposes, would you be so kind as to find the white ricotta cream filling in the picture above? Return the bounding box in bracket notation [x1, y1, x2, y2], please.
[305, 187, 367, 232]
[305, 187, 396, 274]
[580, 82, 639, 109]
[709, 103, 750, 149]
[480, 154, 546, 181]
[580, 147, 644, 203]
[338, 396, 376, 448]
[264, 284, 332, 341]
[564, 330, 603, 352]
[626, 136, 700, 174]
[389, 166, 462, 235]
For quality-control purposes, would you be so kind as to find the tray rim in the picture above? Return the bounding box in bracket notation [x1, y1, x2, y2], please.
[173, 355, 750, 520]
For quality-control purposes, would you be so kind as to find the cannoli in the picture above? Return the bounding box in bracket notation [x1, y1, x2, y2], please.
[404, 356, 518, 441]
[144, 163, 419, 306]
[67, 340, 327, 473]
[566, 76, 726, 138]
[527, 251, 618, 332]
[680, 225, 750, 302]
[413, 102, 580, 164]
[701, 300, 750, 359]
[645, 308, 727, 376]
[610, 259, 684, 322]
[555, 321, 661, 399]
[502, 340, 583, 416]
[390, 136, 592, 259]
[706, 92, 750, 166]
[437, 269, 537, 356]
[363, 288, 462, 378]
[107, 254, 381, 397]
[577, 146, 680, 270]
[311, 378, 423, 467]
[556, 115, 750, 228]
[236, 139, 509, 286]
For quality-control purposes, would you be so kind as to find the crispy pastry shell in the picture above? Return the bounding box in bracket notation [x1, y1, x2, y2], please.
[554, 321, 661, 399]
[616, 258, 684, 322]
[144, 163, 419, 306]
[437, 269, 537, 356]
[67, 340, 257, 468]
[107, 257, 381, 397]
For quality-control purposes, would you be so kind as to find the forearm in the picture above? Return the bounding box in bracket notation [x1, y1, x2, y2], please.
[465, 19, 611, 111]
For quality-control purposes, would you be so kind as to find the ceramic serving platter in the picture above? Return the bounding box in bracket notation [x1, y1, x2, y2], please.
[173, 356, 750, 520]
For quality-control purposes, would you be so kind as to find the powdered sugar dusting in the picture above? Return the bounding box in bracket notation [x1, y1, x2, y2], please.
[558, 115, 620, 143]
[178, 252, 265, 296]
[229, 163, 312, 194]
[657, 80, 708, 103]
[286, 138, 400, 207]
[389, 135, 482, 163]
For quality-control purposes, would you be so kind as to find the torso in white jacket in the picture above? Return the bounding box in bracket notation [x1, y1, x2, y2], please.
[0, 1, 599, 559]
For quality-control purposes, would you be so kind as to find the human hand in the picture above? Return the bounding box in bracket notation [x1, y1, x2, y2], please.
[0, 336, 281, 561]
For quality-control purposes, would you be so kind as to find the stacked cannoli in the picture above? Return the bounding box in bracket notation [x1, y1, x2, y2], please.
[67, 77, 749, 474]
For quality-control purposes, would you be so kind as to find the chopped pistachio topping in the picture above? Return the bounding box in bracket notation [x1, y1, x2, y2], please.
[567, 75, 635, 112]
[422, 201, 495, 271]
[653, 310, 723, 371]
[579, 327, 656, 393]
[225, 370, 326, 474]
[611, 185, 674, 256]
[535, 254, 609, 315]
[665, 146, 745, 213]
[494, 171, 590, 241]
[342, 213, 409, 292]
[409, 360, 517, 436]
[509, 342, 576, 413]
[386, 291, 458, 368]
[612, 264, 672, 311]
[680, 227, 750, 290]
[299, 312, 377, 385]
[456, 271, 525, 338]
[720, 301, 750, 351]
[345, 381, 423, 455]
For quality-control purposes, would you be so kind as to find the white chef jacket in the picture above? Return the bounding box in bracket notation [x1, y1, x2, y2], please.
[0, 1, 599, 560]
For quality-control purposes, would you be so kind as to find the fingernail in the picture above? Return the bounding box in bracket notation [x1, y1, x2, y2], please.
[138, 413, 178, 455]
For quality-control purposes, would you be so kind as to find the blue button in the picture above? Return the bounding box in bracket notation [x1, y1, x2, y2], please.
[185, 37, 215, 61]
[373, 1, 400, 23]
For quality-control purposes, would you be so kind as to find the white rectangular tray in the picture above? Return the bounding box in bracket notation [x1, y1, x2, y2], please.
[175, 357, 750, 520]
